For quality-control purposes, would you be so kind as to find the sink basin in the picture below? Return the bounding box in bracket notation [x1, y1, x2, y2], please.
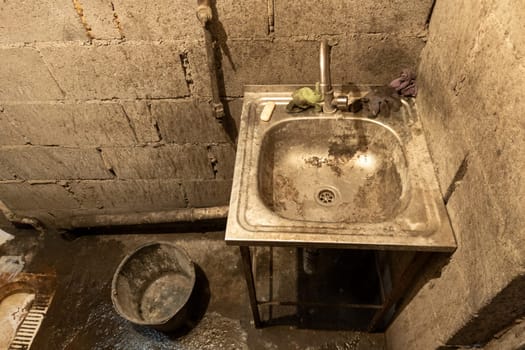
[258, 117, 408, 223]
[226, 85, 456, 252]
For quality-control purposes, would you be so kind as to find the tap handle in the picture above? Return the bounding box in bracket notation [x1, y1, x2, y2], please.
[334, 95, 349, 111]
[196, 0, 212, 26]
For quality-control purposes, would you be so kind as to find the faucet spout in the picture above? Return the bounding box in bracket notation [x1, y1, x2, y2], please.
[319, 40, 336, 113]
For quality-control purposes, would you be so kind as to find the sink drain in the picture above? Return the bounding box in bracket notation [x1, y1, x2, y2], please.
[315, 187, 339, 206]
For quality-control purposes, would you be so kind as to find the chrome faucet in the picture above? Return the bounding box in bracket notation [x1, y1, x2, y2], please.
[319, 40, 336, 113]
[319, 40, 349, 113]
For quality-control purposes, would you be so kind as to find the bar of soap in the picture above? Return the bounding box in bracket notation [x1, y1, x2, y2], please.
[260, 102, 276, 122]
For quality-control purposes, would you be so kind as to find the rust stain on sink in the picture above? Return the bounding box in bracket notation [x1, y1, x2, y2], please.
[273, 174, 304, 217]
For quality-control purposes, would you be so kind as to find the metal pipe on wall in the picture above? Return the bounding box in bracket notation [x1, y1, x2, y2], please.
[69, 206, 229, 228]
[196, 0, 225, 120]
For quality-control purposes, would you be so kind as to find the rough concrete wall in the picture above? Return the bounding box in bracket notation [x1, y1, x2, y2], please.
[0, 0, 431, 227]
[0, 212, 12, 230]
[387, 0, 525, 348]
[482, 318, 525, 350]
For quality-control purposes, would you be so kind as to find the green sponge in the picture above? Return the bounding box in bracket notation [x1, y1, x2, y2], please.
[286, 83, 323, 113]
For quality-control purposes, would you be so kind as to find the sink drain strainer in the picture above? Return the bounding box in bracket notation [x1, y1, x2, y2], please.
[315, 187, 339, 206]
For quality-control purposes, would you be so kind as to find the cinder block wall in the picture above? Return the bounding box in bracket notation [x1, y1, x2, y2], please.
[0, 0, 431, 227]
[387, 0, 525, 348]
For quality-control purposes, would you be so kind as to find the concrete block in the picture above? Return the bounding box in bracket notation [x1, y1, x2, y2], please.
[220, 37, 424, 97]
[110, 0, 201, 40]
[0, 0, 86, 43]
[0, 48, 64, 101]
[40, 43, 189, 99]
[69, 179, 186, 211]
[214, 0, 268, 38]
[77, 0, 122, 39]
[101, 145, 213, 180]
[221, 40, 319, 96]
[0, 111, 26, 145]
[111, 0, 267, 40]
[152, 100, 230, 143]
[274, 0, 433, 36]
[183, 180, 232, 207]
[0, 182, 80, 210]
[0, 147, 112, 180]
[208, 144, 236, 180]
[186, 43, 213, 97]
[330, 35, 424, 86]
[2, 103, 136, 146]
[182, 42, 234, 99]
[0, 162, 15, 181]
[122, 101, 160, 143]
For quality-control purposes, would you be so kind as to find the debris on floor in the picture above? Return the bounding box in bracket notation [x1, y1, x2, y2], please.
[0, 228, 385, 350]
[0, 228, 14, 247]
[0, 255, 24, 282]
[0, 292, 35, 349]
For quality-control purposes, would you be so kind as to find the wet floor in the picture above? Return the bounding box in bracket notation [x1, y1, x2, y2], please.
[0, 218, 385, 350]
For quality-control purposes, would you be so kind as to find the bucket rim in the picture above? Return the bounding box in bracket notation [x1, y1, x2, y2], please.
[110, 241, 196, 326]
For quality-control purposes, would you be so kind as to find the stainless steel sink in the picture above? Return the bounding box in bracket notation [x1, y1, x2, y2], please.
[226, 85, 456, 251]
[259, 117, 408, 223]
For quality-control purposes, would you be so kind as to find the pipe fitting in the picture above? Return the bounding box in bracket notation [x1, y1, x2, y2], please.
[196, 1, 212, 26]
[69, 206, 229, 228]
[334, 95, 349, 111]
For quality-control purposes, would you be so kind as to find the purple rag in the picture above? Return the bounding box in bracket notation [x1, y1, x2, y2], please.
[390, 69, 417, 97]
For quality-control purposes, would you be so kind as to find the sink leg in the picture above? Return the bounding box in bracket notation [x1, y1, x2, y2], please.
[368, 252, 432, 332]
[239, 246, 262, 328]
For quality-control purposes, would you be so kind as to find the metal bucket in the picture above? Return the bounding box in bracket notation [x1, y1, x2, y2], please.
[111, 241, 195, 332]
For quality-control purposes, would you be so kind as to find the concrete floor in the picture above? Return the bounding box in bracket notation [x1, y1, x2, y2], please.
[0, 219, 385, 350]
